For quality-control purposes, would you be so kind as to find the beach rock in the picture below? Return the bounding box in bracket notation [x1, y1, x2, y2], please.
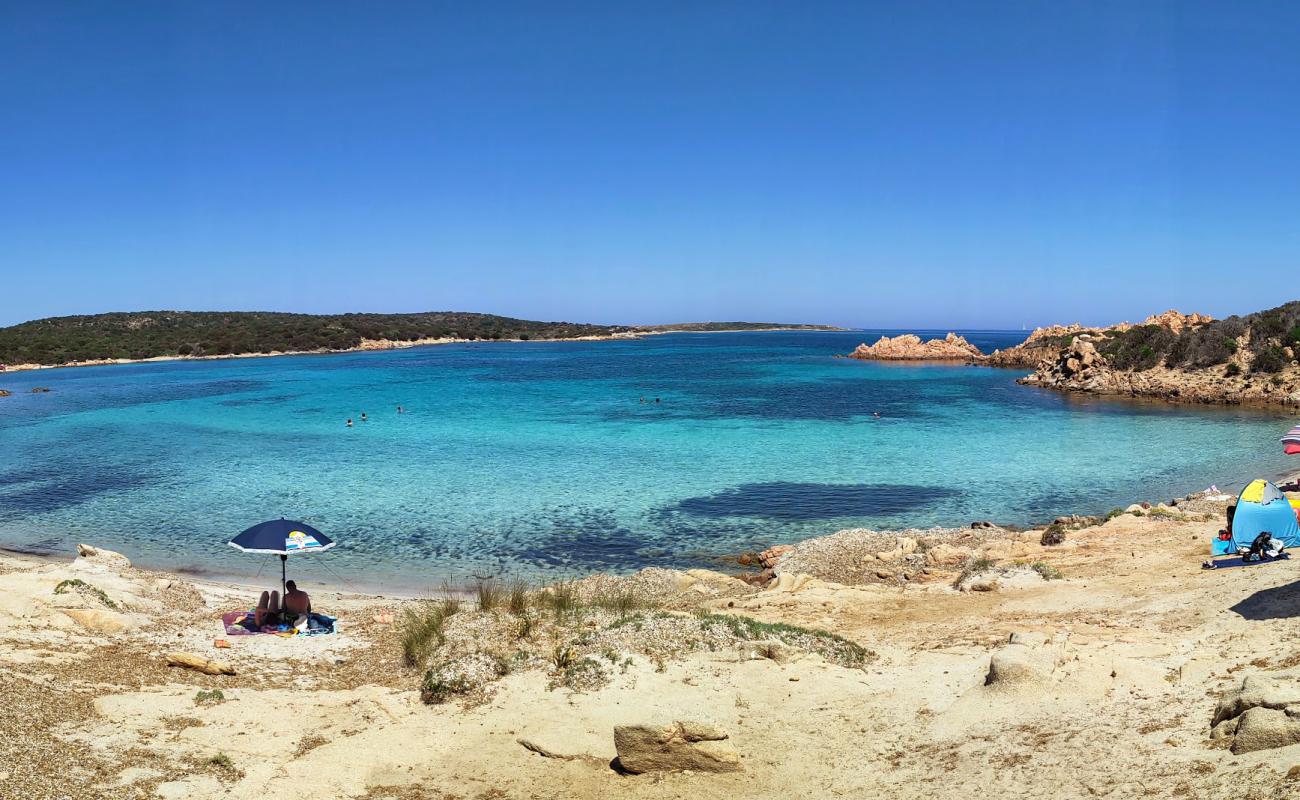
[613, 720, 742, 773]
[874, 537, 918, 561]
[737, 569, 774, 587]
[166, 652, 236, 676]
[1231, 707, 1300, 754]
[966, 577, 999, 592]
[926, 543, 971, 568]
[984, 641, 1053, 689]
[75, 543, 132, 569]
[62, 607, 133, 635]
[762, 572, 817, 594]
[1210, 717, 1239, 740]
[1212, 675, 1300, 726]
[1143, 309, 1214, 333]
[758, 545, 793, 569]
[1008, 631, 1052, 647]
[848, 332, 984, 361]
[740, 639, 792, 663]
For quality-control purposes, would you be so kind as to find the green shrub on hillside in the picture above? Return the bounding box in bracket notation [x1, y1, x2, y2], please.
[0, 311, 631, 365]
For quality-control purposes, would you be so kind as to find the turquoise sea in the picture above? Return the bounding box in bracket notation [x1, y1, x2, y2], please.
[0, 331, 1290, 592]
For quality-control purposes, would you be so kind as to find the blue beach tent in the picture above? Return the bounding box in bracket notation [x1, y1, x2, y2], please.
[1213, 480, 1300, 557]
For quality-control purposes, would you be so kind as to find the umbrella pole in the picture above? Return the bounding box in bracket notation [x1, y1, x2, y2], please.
[280, 554, 287, 600]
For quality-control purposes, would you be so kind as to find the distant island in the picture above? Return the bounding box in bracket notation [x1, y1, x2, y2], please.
[0, 311, 844, 370]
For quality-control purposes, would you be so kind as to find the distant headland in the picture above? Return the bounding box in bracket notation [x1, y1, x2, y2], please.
[0, 311, 847, 372]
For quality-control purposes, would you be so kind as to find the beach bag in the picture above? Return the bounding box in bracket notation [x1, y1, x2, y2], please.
[1244, 531, 1273, 561]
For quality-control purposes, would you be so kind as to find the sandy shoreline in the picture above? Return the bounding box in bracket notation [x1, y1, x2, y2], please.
[5, 462, 1300, 799]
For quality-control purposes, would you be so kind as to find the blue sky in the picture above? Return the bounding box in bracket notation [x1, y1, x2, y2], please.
[2, 2, 1297, 329]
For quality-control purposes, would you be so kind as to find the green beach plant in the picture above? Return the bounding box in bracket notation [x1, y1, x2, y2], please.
[193, 689, 225, 706]
[550, 642, 577, 671]
[507, 578, 530, 615]
[1040, 523, 1067, 546]
[475, 578, 502, 612]
[542, 579, 580, 619]
[400, 601, 450, 667]
[53, 578, 119, 610]
[1031, 562, 1063, 581]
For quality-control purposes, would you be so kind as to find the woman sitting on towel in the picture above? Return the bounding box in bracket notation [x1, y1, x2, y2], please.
[254, 590, 281, 627]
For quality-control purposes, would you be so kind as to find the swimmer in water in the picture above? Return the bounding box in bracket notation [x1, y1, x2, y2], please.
[360, 412, 368, 422]
[346, 418, 353, 427]
[872, 412, 882, 419]
[397, 405, 404, 414]
[654, 397, 660, 404]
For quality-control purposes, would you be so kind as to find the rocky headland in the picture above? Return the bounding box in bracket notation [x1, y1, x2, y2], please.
[1017, 306, 1300, 407]
[850, 307, 1300, 408]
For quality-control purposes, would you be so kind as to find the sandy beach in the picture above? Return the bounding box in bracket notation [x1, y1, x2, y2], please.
[5, 477, 1300, 800]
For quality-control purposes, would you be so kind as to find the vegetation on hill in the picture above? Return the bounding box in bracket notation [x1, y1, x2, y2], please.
[1095, 301, 1300, 373]
[0, 311, 631, 365]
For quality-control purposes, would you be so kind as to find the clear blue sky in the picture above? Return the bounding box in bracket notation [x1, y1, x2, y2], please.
[2, 2, 1297, 329]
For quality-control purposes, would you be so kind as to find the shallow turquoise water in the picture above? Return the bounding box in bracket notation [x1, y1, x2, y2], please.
[0, 331, 1290, 591]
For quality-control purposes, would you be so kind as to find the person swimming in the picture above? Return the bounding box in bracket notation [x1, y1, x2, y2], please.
[346, 418, 353, 427]
[397, 405, 405, 414]
[872, 411, 882, 419]
[360, 412, 368, 422]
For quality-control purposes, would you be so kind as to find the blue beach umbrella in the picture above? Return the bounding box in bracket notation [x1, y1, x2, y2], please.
[228, 519, 335, 598]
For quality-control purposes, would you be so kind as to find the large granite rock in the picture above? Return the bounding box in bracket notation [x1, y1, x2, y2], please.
[848, 332, 984, 361]
[1142, 309, 1214, 333]
[984, 632, 1060, 689]
[1231, 707, 1300, 754]
[1211, 674, 1300, 753]
[613, 720, 742, 773]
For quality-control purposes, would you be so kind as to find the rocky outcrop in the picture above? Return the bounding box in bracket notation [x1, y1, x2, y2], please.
[985, 324, 1098, 368]
[985, 311, 1213, 370]
[165, 652, 237, 676]
[983, 631, 1060, 689]
[613, 720, 742, 773]
[1020, 335, 1105, 390]
[848, 332, 984, 361]
[757, 545, 793, 569]
[1019, 333, 1300, 407]
[1142, 309, 1214, 333]
[1212, 675, 1300, 753]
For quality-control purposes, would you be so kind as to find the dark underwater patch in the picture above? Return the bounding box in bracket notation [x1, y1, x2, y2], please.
[219, 392, 302, 407]
[674, 482, 960, 520]
[0, 460, 159, 518]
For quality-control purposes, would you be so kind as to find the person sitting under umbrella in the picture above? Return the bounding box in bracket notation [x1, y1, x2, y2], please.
[284, 580, 312, 622]
[254, 589, 281, 626]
